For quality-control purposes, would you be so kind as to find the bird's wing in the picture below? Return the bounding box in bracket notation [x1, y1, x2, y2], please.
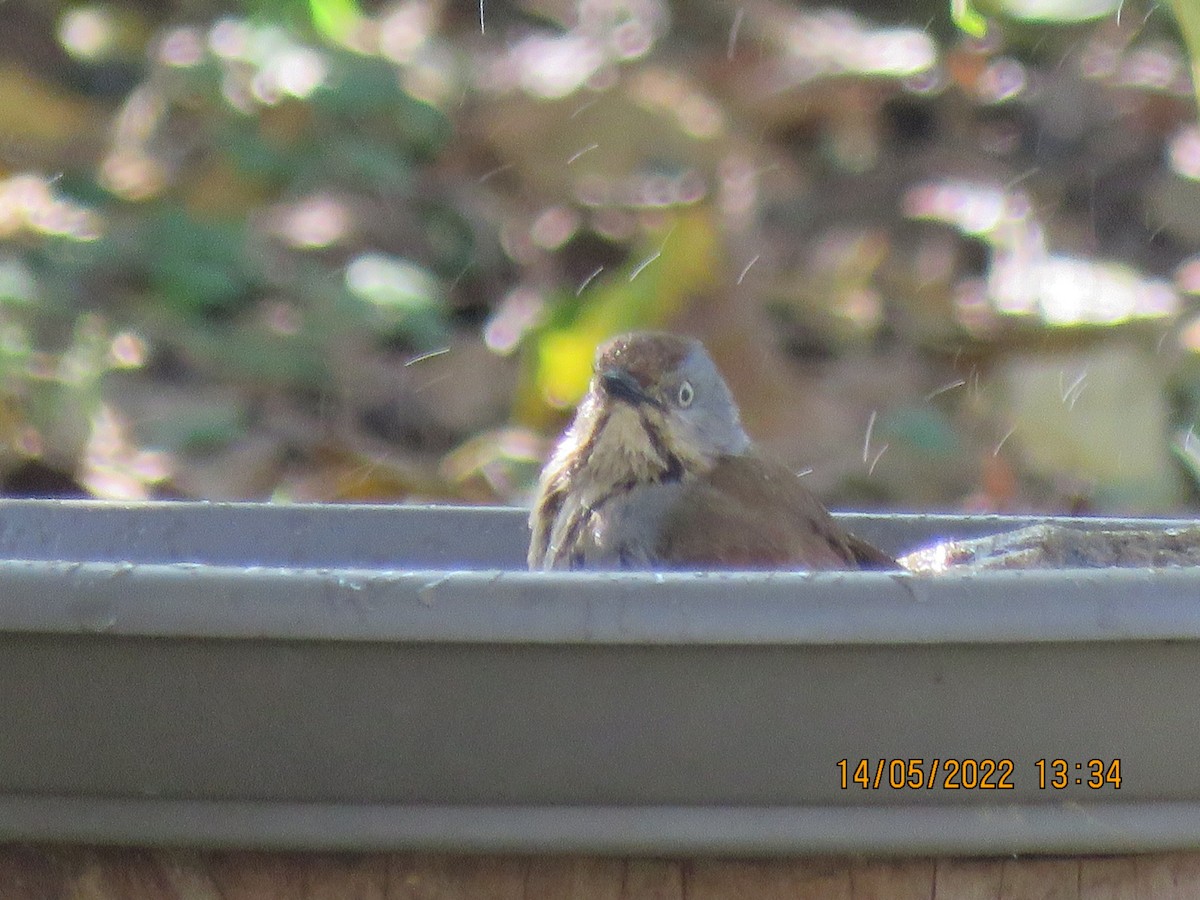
[655, 454, 897, 570]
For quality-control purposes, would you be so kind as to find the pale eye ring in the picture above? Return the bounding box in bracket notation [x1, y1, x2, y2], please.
[676, 381, 694, 408]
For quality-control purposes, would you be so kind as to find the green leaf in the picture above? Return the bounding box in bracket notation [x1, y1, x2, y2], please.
[167, 318, 329, 386]
[0, 258, 40, 306]
[141, 208, 253, 313]
[1169, 0, 1200, 116]
[952, 0, 989, 36]
[311, 55, 451, 157]
[221, 123, 294, 181]
[315, 133, 413, 191]
[313, 55, 403, 115]
[393, 95, 453, 158]
[309, 0, 363, 42]
[134, 399, 248, 453]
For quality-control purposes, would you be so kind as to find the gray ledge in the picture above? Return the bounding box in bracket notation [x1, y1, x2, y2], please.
[0, 499, 1195, 854]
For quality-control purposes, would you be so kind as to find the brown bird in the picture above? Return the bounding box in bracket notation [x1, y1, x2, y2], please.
[528, 331, 897, 571]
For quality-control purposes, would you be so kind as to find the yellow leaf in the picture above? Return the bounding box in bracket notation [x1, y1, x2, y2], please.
[538, 330, 601, 408]
[518, 205, 720, 425]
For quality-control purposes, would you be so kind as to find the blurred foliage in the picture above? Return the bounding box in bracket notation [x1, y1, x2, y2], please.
[520, 207, 718, 425]
[1170, 0, 1200, 111]
[0, 0, 1199, 513]
[952, 0, 989, 38]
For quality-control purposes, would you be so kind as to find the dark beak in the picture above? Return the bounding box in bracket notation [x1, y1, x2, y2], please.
[600, 368, 655, 407]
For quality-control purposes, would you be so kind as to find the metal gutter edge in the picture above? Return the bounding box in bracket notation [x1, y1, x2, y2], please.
[1, 558, 1199, 644]
[0, 798, 1195, 856]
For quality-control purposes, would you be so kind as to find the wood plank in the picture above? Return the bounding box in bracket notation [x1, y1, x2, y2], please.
[302, 852, 388, 900]
[206, 851, 310, 900]
[934, 858, 1004, 900]
[1077, 856, 1138, 900]
[523, 856, 624, 900]
[156, 851, 224, 900]
[0, 845, 71, 900]
[1132, 852, 1200, 900]
[20, 849, 1200, 900]
[849, 858, 936, 899]
[388, 854, 527, 900]
[687, 857, 853, 900]
[72, 849, 189, 900]
[621, 860, 685, 900]
[998, 858, 1079, 900]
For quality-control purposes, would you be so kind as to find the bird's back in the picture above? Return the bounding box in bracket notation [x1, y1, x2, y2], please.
[540, 454, 898, 571]
[652, 455, 897, 570]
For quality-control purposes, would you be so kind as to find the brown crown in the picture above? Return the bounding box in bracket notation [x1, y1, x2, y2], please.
[595, 332, 699, 388]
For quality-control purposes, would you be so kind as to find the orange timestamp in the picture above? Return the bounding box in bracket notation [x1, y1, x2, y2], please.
[836, 758, 1123, 790]
[835, 758, 1123, 792]
[1035, 758, 1122, 789]
[837, 758, 1015, 790]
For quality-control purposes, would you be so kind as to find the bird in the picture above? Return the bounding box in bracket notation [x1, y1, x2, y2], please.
[528, 331, 898, 571]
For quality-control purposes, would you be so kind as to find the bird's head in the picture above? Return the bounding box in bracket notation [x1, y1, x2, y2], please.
[564, 332, 751, 484]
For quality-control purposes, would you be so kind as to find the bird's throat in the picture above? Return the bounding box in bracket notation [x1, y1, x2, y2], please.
[588, 404, 686, 488]
[530, 401, 695, 569]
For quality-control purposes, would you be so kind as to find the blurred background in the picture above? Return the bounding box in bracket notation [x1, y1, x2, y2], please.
[0, 0, 1198, 513]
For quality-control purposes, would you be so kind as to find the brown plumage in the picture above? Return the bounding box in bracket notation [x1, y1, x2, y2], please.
[528, 331, 897, 571]
[649, 454, 897, 569]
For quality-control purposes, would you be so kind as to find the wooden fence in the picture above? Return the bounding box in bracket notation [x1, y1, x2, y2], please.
[3, 848, 1200, 899]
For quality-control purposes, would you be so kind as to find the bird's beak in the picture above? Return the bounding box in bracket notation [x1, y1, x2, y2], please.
[600, 368, 656, 407]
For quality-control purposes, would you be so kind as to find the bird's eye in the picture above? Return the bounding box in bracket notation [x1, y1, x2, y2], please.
[676, 381, 694, 408]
